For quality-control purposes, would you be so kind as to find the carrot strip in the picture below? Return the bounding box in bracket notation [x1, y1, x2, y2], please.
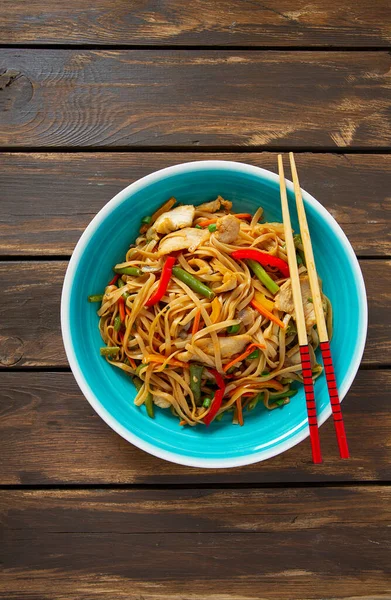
[179, 420, 187, 426]
[223, 342, 266, 373]
[118, 297, 125, 322]
[250, 299, 285, 329]
[199, 218, 217, 227]
[128, 356, 137, 369]
[234, 213, 252, 220]
[192, 309, 201, 336]
[125, 306, 132, 317]
[236, 398, 244, 426]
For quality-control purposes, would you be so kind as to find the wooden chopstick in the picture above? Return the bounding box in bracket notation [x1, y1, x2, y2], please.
[289, 152, 349, 459]
[278, 155, 322, 464]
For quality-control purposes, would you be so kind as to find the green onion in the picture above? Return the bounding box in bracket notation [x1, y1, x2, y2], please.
[308, 297, 313, 303]
[286, 322, 297, 336]
[195, 224, 203, 229]
[172, 267, 215, 300]
[274, 398, 286, 407]
[208, 223, 217, 232]
[135, 363, 145, 376]
[226, 366, 236, 375]
[296, 251, 303, 266]
[247, 259, 280, 295]
[114, 266, 142, 276]
[88, 294, 104, 303]
[227, 323, 240, 334]
[117, 278, 125, 288]
[141, 215, 152, 224]
[261, 370, 270, 376]
[100, 346, 120, 356]
[133, 376, 154, 418]
[202, 396, 213, 408]
[114, 315, 122, 332]
[215, 412, 224, 422]
[190, 364, 204, 406]
[247, 349, 260, 360]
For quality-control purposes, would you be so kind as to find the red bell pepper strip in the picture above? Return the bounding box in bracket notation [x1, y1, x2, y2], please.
[145, 256, 176, 307]
[204, 368, 226, 426]
[231, 248, 289, 278]
[118, 296, 126, 322]
[108, 274, 120, 286]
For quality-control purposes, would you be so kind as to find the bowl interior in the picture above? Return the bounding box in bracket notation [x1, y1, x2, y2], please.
[64, 162, 366, 466]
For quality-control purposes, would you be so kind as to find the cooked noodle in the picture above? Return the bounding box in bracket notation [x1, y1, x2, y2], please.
[91, 197, 331, 426]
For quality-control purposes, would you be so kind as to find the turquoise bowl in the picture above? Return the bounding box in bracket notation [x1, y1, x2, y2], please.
[61, 161, 367, 468]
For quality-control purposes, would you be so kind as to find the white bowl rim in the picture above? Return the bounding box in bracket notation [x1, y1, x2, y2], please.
[61, 160, 368, 469]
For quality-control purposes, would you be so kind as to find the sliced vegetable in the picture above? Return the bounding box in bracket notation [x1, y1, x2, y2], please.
[133, 376, 154, 418]
[118, 296, 126, 322]
[248, 392, 263, 411]
[145, 255, 176, 307]
[108, 274, 120, 286]
[141, 215, 152, 224]
[236, 398, 244, 426]
[227, 323, 240, 335]
[232, 248, 289, 278]
[210, 297, 221, 323]
[144, 354, 188, 368]
[117, 278, 125, 288]
[199, 218, 217, 228]
[114, 315, 122, 332]
[195, 224, 203, 229]
[88, 294, 104, 303]
[208, 223, 217, 232]
[202, 396, 213, 408]
[114, 266, 142, 277]
[192, 309, 201, 335]
[100, 346, 120, 356]
[223, 342, 266, 373]
[247, 348, 259, 360]
[234, 213, 252, 220]
[203, 369, 226, 426]
[247, 259, 280, 295]
[254, 290, 274, 312]
[250, 298, 285, 329]
[190, 364, 204, 406]
[172, 267, 215, 300]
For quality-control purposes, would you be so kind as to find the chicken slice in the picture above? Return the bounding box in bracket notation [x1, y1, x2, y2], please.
[215, 214, 240, 244]
[158, 227, 209, 256]
[196, 198, 221, 213]
[176, 334, 252, 363]
[274, 275, 316, 329]
[152, 205, 195, 235]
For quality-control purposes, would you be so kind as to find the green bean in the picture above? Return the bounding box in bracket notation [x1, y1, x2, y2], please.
[114, 315, 122, 332]
[88, 294, 104, 303]
[227, 323, 240, 335]
[133, 376, 154, 418]
[190, 364, 204, 406]
[172, 267, 215, 300]
[100, 346, 120, 356]
[247, 392, 264, 411]
[247, 259, 280, 295]
[247, 349, 259, 360]
[114, 266, 142, 276]
[202, 396, 213, 408]
[117, 278, 125, 288]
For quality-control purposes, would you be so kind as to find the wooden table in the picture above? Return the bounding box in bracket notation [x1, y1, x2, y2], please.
[1, 2, 390, 598]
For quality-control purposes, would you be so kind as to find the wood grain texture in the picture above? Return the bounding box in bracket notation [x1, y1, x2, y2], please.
[0, 370, 390, 484]
[1, 50, 390, 149]
[1, 0, 391, 47]
[1, 487, 390, 599]
[0, 259, 388, 368]
[1, 152, 390, 257]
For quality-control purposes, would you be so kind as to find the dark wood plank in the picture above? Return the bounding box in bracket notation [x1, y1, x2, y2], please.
[1, 487, 390, 599]
[1, 0, 390, 47]
[1, 152, 390, 257]
[1, 50, 390, 149]
[0, 370, 390, 484]
[0, 259, 387, 368]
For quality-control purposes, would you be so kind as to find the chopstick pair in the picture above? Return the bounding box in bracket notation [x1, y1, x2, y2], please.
[278, 153, 349, 463]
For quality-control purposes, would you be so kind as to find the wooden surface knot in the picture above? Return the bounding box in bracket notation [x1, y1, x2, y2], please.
[0, 335, 24, 366]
